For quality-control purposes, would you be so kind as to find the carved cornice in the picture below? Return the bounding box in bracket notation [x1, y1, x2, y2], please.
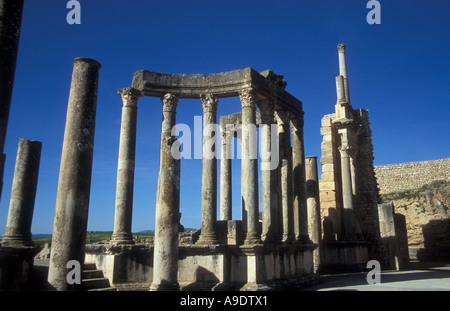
[161, 93, 179, 112]
[239, 88, 258, 109]
[200, 93, 218, 113]
[118, 87, 142, 107]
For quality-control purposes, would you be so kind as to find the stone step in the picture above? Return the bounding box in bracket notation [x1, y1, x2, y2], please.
[82, 269, 104, 279]
[83, 262, 97, 271]
[82, 277, 111, 290]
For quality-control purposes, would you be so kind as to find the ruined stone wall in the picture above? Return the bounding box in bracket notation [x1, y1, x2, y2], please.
[354, 109, 384, 263]
[375, 158, 450, 195]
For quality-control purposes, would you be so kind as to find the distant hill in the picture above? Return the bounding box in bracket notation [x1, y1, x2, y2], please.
[32, 234, 52, 239]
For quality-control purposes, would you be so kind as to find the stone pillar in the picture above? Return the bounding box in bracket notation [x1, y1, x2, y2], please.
[1, 139, 42, 247]
[339, 144, 357, 241]
[305, 156, 321, 270]
[291, 115, 310, 243]
[258, 100, 279, 243]
[48, 58, 101, 291]
[111, 87, 141, 244]
[220, 125, 232, 221]
[197, 94, 219, 244]
[151, 93, 180, 291]
[0, 0, 25, 199]
[275, 110, 294, 243]
[240, 89, 261, 245]
[337, 44, 350, 104]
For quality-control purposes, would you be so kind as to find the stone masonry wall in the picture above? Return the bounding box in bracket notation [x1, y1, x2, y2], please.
[375, 158, 450, 195]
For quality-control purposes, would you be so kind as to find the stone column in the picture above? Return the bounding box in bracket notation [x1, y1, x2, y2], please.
[0, 0, 25, 199]
[48, 58, 101, 291]
[1, 139, 42, 247]
[220, 125, 232, 221]
[305, 156, 321, 270]
[337, 44, 350, 104]
[275, 110, 294, 243]
[197, 94, 219, 244]
[339, 144, 357, 241]
[240, 89, 261, 245]
[111, 88, 141, 244]
[258, 99, 279, 243]
[291, 115, 310, 243]
[151, 93, 180, 291]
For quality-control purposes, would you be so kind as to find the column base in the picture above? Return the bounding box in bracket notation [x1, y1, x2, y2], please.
[1, 234, 34, 247]
[196, 233, 219, 245]
[244, 232, 262, 245]
[111, 233, 135, 245]
[149, 281, 180, 291]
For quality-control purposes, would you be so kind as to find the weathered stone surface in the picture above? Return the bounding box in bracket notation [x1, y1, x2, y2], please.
[2, 138, 42, 247]
[48, 57, 101, 291]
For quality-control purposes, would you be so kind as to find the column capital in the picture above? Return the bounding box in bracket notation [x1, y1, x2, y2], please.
[337, 43, 346, 53]
[257, 99, 274, 123]
[339, 144, 352, 157]
[118, 87, 142, 107]
[239, 88, 258, 109]
[274, 109, 290, 125]
[200, 93, 218, 113]
[161, 93, 179, 112]
[290, 115, 304, 134]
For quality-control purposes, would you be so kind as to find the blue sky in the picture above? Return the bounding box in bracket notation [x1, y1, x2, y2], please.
[0, 0, 449, 234]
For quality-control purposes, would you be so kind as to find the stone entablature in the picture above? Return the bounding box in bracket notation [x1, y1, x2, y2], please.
[375, 158, 450, 195]
[131, 68, 302, 116]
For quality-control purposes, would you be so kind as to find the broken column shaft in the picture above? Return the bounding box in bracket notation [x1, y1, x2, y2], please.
[48, 57, 101, 291]
[2, 138, 42, 247]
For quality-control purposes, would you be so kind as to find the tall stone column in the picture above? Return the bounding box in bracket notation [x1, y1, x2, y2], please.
[275, 110, 294, 243]
[258, 99, 278, 243]
[220, 126, 232, 221]
[240, 89, 261, 245]
[291, 115, 310, 243]
[151, 93, 180, 291]
[197, 94, 219, 244]
[48, 58, 101, 291]
[111, 87, 141, 244]
[2, 139, 42, 247]
[305, 156, 321, 271]
[337, 44, 350, 104]
[0, 0, 25, 199]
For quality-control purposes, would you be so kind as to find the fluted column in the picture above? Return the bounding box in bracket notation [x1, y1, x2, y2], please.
[275, 110, 294, 243]
[220, 125, 232, 221]
[151, 93, 181, 291]
[291, 115, 310, 243]
[48, 58, 101, 290]
[258, 99, 279, 243]
[197, 94, 219, 244]
[2, 138, 42, 247]
[240, 89, 261, 245]
[111, 87, 141, 244]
